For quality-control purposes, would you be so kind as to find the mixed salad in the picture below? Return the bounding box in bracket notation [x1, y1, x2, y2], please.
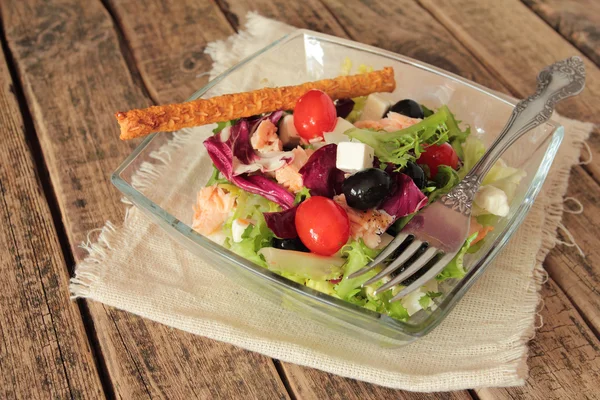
[193, 79, 525, 321]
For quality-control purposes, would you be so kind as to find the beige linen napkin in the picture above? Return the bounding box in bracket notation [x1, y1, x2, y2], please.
[71, 13, 594, 391]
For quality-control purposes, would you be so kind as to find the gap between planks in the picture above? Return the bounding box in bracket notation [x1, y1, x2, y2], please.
[0, 11, 115, 400]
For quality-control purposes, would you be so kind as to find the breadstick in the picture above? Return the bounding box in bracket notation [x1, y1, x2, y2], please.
[116, 67, 396, 140]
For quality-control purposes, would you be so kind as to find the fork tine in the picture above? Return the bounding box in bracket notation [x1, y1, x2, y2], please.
[389, 253, 456, 302]
[374, 246, 439, 294]
[361, 240, 423, 287]
[347, 233, 409, 279]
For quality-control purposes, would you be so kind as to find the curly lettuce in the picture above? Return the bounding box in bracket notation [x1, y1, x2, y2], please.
[347, 105, 469, 169]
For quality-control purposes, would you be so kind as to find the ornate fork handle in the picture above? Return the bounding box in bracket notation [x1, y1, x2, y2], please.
[441, 56, 586, 215]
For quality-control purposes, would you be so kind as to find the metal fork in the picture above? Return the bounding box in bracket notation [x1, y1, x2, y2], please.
[349, 56, 586, 303]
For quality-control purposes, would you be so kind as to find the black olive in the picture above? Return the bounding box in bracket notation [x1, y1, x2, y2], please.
[389, 99, 424, 119]
[342, 168, 392, 210]
[403, 162, 426, 189]
[272, 237, 310, 252]
[335, 98, 355, 119]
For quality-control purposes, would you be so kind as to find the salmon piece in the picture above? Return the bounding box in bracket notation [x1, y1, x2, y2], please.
[468, 216, 494, 245]
[334, 194, 394, 249]
[251, 120, 283, 153]
[275, 146, 314, 193]
[354, 111, 421, 132]
[192, 185, 236, 236]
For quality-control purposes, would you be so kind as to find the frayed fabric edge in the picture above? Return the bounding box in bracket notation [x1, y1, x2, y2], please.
[512, 116, 593, 380]
[69, 12, 594, 388]
[70, 11, 287, 299]
[70, 127, 197, 298]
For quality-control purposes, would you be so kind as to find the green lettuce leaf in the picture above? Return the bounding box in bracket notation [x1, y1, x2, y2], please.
[347, 105, 453, 169]
[436, 232, 478, 281]
[428, 165, 460, 203]
[334, 240, 381, 300]
[458, 136, 486, 179]
[222, 189, 279, 267]
[294, 186, 311, 205]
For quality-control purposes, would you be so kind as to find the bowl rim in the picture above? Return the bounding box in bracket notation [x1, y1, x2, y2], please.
[111, 28, 564, 339]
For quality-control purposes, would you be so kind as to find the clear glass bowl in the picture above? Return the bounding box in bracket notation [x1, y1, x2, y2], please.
[112, 30, 562, 346]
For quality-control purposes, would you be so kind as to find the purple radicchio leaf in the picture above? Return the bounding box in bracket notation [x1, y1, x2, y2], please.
[225, 111, 292, 176]
[228, 119, 254, 164]
[380, 173, 428, 219]
[264, 206, 298, 239]
[203, 134, 295, 209]
[298, 144, 345, 198]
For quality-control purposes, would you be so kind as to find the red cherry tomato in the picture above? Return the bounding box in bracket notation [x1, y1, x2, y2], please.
[293, 90, 337, 140]
[295, 196, 350, 256]
[417, 143, 459, 177]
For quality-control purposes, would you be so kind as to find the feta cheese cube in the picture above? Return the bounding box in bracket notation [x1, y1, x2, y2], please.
[232, 219, 252, 243]
[336, 142, 374, 173]
[323, 117, 356, 144]
[358, 93, 391, 121]
[473, 185, 510, 217]
[278, 114, 301, 148]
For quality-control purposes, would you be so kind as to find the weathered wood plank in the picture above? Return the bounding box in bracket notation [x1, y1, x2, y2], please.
[522, 0, 600, 66]
[105, 0, 234, 104]
[222, 1, 600, 398]
[418, 0, 600, 341]
[0, 0, 289, 398]
[477, 279, 600, 400]
[544, 167, 600, 335]
[418, 0, 600, 182]
[214, 0, 347, 36]
[0, 36, 104, 399]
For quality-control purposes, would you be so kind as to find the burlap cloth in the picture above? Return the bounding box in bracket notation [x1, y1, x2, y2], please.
[70, 14, 595, 391]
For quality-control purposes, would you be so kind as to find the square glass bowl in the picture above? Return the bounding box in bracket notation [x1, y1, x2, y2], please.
[112, 29, 562, 346]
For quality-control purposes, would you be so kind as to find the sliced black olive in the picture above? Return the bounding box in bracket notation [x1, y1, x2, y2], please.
[272, 237, 310, 252]
[389, 99, 424, 119]
[342, 168, 392, 210]
[403, 162, 426, 189]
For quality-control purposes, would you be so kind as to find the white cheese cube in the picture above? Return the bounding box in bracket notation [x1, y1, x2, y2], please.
[278, 114, 301, 148]
[336, 142, 374, 173]
[358, 93, 391, 121]
[473, 185, 510, 217]
[323, 117, 357, 144]
[232, 219, 252, 243]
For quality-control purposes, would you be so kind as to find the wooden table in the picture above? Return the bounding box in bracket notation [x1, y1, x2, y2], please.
[0, 0, 599, 398]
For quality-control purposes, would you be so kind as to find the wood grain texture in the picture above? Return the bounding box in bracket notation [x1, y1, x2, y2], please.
[320, 0, 505, 92]
[522, 0, 600, 66]
[214, 0, 346, 37]
[477, 279, 600, 400]
[0, 36, 104, 399]
[0, 0, 289, 398]
[219, 1, 600, 398]
[544, 167, 600, 335]
[418, 0, 600, 342]
[102, 1, 434, 399]
[105, 0, 234, 104]
[418, 0, 600, 182]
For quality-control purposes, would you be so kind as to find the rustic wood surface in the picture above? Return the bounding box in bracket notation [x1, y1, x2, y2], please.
[0, 0, 598, 399]
[0, 0, 289, 399]
[0, 29, 104, 399]
[522, 0, 600, 66]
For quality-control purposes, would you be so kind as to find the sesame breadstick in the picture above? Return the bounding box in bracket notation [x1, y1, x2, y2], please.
[116, 67, 396, 140]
